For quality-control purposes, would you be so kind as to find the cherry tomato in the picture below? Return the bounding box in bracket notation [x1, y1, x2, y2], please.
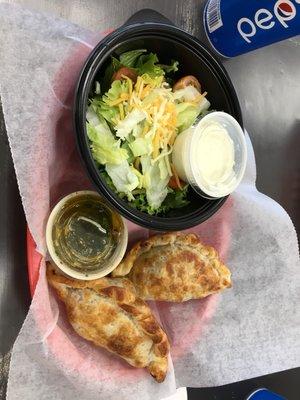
[173, 75, 201, 92]
[168, 175, 183, 190]
[112, 67, 138, 83]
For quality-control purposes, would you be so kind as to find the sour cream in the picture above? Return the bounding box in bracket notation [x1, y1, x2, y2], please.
[194, 120, 235, 191]
[172, 112, 247, 198]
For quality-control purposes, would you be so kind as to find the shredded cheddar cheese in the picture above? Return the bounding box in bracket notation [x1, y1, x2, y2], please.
[122, 75, 132, 97]
[105, 74, 204, 173]
[109, 97, 126, 106]
[192, 91, 207, 104]
[153, 130, 160, 159]
[142, 122, 149, 136]
[137, 81, 144, 99]
[169, 131, 177, 146]
[118, 103, 124, 120]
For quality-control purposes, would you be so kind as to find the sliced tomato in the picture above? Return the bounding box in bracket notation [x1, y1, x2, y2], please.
[168, 175, 183, 190]
[173, 75, 201, 92]
[112, 67, 137, 83]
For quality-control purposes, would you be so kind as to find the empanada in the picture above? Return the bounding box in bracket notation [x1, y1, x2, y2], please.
[112, 233, 231, 302]
[47, 263, 169, 382]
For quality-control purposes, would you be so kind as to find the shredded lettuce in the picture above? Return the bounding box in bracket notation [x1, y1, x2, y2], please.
[141, 155, 170, 210]
[175, 94, 211, 132]
[102, 79, 128, 103]
[198, 97, 211, 114]
[158, 185, 190, 213]
[94, 101, 117, 125]
[119, 49, 147, 67]
[129, 137, 152, 157]
[128, 190, 151, 213]
[173, 85, 201, 102]
[86, 106, 102, 127]
[140, 73, 165, 89]
[106, 161, 139, 200]
[158, 60, 179, 73]
[175, 102, 200, 132]
[115, 109, 146, 140]
[101, 49, 178, 92]
[121, 141, 135, 164]
[86, 124, 128, 165]
[132, 122, 143, 138]
[94, 81, 101, 94]
[86, 108, 128, 165]
[112, 56, 121, 71]
[129, 186, 189, 215]
[98, 80, 129, 124]
[99, 170, 189, 215]
[158, 155, 170, 180]
[87, 49, 211, 215]
[135, 53, 165, 77]
[135, 53, 179, 77]
[101, 57, 122, 92]
[99, 170, 123, 195]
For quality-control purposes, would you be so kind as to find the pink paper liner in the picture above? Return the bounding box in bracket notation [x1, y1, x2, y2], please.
[26, 32, 234, 382]
[27, 196, 233, 381]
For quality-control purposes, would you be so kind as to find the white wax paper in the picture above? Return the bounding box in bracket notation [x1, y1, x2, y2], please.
[0, 4, 299, 400]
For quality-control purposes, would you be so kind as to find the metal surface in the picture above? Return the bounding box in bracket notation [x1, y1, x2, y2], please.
[0, 102, 30, 374]
[0, 0, 299, 399]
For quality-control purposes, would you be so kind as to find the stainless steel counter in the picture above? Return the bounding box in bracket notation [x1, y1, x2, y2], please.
[0, 1, 299, 398]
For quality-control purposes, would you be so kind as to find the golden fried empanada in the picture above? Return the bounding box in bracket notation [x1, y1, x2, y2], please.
[47, 263, 169, 382]
[112, 233, 231, 302]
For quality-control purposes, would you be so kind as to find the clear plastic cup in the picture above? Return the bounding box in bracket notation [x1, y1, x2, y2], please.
[172, 111, 247, 199]
[46, 191, 128, 280]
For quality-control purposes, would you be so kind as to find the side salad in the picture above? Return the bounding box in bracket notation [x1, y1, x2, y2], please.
[86, 49, 211, 215]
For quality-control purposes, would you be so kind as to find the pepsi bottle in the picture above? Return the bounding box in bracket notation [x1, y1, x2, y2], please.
[204, 0, 300, 57]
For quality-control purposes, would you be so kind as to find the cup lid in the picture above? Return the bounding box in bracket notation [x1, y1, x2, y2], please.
[188, 112, 247, 198]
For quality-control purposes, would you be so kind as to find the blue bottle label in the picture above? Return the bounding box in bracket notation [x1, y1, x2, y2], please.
[246, 388, 286, 400]
[204, 0, 300, 57]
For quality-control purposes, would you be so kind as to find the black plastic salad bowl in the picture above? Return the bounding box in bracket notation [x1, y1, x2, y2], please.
[74, 9, 243, 231]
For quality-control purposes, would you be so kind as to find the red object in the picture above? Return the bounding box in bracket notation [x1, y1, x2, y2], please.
[26, 227, 42, 296]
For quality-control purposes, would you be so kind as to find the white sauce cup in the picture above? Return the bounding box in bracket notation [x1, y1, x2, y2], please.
[172, 111, 247, 198]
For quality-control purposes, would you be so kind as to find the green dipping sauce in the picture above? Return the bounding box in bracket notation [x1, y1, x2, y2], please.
[51, 193, 123, 274]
